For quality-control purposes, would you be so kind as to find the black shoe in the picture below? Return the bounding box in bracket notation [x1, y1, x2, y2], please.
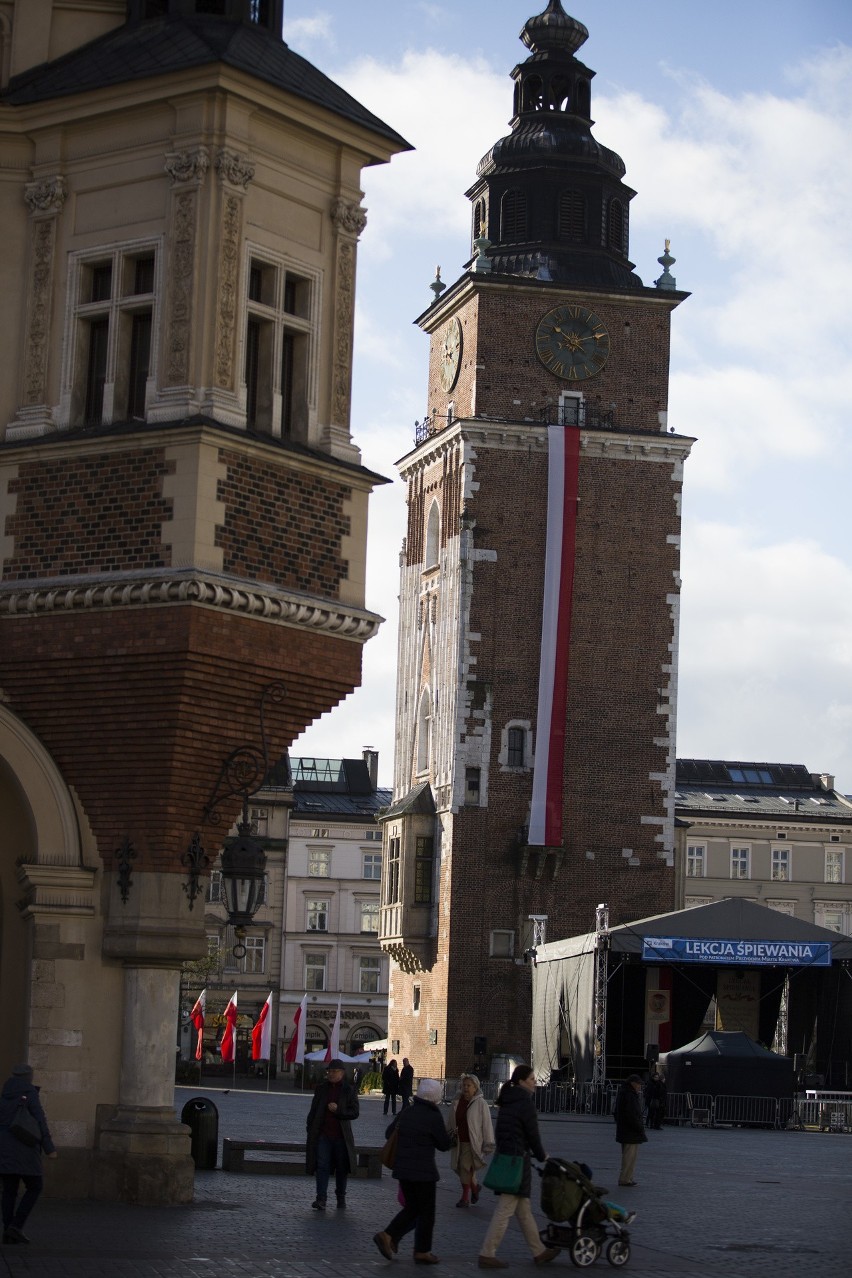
[311, 1199, 326, 1211]
[336, 1196, 346, 1210]
[4, 1226, 30, 1244]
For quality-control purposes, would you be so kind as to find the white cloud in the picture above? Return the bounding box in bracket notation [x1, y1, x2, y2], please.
[283, 13, 334, 50]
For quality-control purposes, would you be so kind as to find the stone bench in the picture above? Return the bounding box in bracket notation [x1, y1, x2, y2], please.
[221, 1138, 384, 1178]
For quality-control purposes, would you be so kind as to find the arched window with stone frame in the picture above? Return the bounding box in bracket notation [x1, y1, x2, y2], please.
[416, 686, 433, 776]
[425, 499, 440, 569]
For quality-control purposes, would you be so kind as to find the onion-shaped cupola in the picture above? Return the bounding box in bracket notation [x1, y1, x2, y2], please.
[468, 0, 643, 289]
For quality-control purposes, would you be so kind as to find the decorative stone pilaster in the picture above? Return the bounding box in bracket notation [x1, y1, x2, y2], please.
[198, 149, 255, 425]
[327, 198, 367, 462]
[7, 176, 67, 440]
[147, 149, 209, 423]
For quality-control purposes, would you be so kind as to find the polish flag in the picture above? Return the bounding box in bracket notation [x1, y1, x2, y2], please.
[324, 997, 342, 1063]
[284, 994, 307, 1065]
[189, 989, 206, 1062]
[251, 992, 273, 1061]
[220, 990, 239, 1064]
[529, 423, 581, 847]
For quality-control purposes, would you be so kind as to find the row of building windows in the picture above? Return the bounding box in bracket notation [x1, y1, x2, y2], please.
[64, 241, 314, 438]
[306, 898, 379, 933]
[305, 952, 381, 993]
[686, 844, 846, 883]
[205, 930, 385, 990]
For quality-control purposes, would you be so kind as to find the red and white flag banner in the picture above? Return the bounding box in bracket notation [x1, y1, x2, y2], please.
[529, 424, 581, 848]
[189, 989, 206, 1062]
[284, 994, 307, 1065]
[324, 997, 342, 1063]
[220, 990, 239, 1064]
[251, 992, 273, 1062]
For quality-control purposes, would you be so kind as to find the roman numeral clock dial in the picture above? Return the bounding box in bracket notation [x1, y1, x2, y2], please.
[535, 303, 610, 381]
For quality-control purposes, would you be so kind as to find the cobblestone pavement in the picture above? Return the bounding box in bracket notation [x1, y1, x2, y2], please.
[0, 1086, 849, 1276]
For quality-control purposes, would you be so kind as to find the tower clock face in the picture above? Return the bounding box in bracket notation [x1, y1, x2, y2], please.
[439, 317, 463, 392]
[535, 304, 610, 381]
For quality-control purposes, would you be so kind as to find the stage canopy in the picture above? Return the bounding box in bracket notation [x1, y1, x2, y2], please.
[531, 898, 852, 1085]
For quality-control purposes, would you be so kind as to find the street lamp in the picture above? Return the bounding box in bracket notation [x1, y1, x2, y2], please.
[220, 814, 267, 958]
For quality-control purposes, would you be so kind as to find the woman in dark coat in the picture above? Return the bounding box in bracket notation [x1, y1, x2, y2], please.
[305, 1060, 360, 1211]
[613, 1074, 647, 1186]
[0, 1064, 57, 1244]
[373, 1078, 453, 1265]
[477, 1064, 559, 1269]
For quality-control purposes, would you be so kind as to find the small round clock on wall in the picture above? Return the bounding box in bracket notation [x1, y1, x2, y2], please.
[535, 303, 610, 381]
[439, 316, 463, 392]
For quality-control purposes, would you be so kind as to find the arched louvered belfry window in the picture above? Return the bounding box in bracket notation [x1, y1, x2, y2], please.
[575, 79, 591, 117]
[558, 190, 586, 241]
[550, 76, 571, 111]
[608, 198, 625, 253]
[522, 76, 544, 112]
[473, 199, 487, 242]
[501, 189, 528, 243]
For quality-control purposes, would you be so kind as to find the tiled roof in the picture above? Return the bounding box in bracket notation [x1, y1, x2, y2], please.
[2, 17, 411, 151]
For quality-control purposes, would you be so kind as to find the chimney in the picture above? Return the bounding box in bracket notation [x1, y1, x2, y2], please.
[363, 748, 378, 790]
[817, 773, 835, 792]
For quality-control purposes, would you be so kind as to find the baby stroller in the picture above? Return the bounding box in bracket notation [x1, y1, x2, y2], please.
[538, 1156, 633, 1267]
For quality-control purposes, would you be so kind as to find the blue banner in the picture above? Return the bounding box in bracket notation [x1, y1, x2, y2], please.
[642, 936, 832, 967]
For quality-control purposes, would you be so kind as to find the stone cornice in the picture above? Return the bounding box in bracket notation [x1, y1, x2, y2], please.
[398, 416, 694, 475]
[0, 571, 383, 643]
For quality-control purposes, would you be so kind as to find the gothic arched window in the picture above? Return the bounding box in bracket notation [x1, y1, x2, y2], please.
[501, 190, 528, 243]
[522, 76, 544, 112]
[425, 501, 440, 568]
[416, 687, 432, 775]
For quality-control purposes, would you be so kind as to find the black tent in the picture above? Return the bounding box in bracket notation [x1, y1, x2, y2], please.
[662, 1030, 794, 1098]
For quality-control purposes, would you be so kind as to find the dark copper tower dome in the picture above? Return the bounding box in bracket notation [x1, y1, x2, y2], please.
[467, 0, 642, 289]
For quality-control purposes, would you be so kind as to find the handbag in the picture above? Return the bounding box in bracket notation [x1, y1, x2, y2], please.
[380, 1125, 399, 1170]
[483, 1151, 524, 1194]
[10, 1097, 41, 1148]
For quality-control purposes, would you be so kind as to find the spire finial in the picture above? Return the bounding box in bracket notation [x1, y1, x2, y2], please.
[655, 240, 677, 290]
[430, 266, 447, 302]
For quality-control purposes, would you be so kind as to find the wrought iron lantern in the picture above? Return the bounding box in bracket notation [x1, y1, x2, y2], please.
[220, 819, 267, 950]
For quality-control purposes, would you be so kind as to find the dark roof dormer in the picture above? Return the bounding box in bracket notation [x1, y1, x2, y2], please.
[467, 0, 643, 290]
[126, 0, 283, 32]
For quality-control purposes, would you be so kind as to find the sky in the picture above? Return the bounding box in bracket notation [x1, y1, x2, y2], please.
[283, 1, 852, 794]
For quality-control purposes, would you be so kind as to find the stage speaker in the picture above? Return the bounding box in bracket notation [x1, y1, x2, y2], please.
[646, 1043, 660, 1064]
[474, 1036, 487, 1056]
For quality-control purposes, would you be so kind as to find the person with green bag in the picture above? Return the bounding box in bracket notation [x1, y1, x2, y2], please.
[477, 1064, 560, 1269]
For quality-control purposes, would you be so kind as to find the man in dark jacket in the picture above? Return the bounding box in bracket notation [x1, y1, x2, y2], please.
[613, 1074, 647, 1186]
[305, 1060, 359, 1210]
[0, 1064, 57, 1244]
[373, 1078, 453, 1264]
[399, 1058, 414, 1106]
[382, 1059, 400, 1115]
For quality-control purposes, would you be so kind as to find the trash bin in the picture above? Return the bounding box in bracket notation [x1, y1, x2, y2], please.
[181, 1096, 219, 1170]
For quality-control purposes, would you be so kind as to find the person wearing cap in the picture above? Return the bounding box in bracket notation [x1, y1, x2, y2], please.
[373, 1078, 453, 1265]
[613, 1074, 647, 1187]
[306, 1059, 360, 1211]
[0, 1064, 57, 1245]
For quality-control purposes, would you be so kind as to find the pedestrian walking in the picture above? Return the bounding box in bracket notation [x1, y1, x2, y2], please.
[399, 1058, 415, 1106]
[382, 1058, 400, 1115]
[446, 1073, 494, 1207]
[0, 1063, 57, 1245]
[373, 1078, 453, 1265]
[477, 1064, 559, 1269]
[613, 1074, 647, 1185]
[645, 1072, 666, 1130]
[305, 1059, 360, 1211]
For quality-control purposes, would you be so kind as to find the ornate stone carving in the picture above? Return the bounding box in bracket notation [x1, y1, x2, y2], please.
[164, 190, 197, 386]
[22, 220, 57, 407]
[331, 198, 368, 238]
[164, 147, 210, 186]
[24, 176, 67, 216]
[215, 149, 255, 190]
[0, 572, 383, 642]
[214, 195, 241, 389]
[331, 240, 356, 425]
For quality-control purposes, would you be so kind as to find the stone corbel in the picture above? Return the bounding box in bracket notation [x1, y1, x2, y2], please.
[215, 149, 255, 191]
[24, 175, 67, 217]
[331, 198, 368, 239]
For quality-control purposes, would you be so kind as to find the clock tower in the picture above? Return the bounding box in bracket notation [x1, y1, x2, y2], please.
[379, 0, 693, 1079]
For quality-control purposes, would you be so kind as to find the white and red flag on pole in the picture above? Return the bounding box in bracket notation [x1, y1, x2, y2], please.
[220, 990, 239, 1064]
[324, 996, 342, 1063]
[189, 989, 206, 1061]
[529, 423, 581, 848]
[251, 992, 273, 1062]
[284, 994, 307, 1065]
